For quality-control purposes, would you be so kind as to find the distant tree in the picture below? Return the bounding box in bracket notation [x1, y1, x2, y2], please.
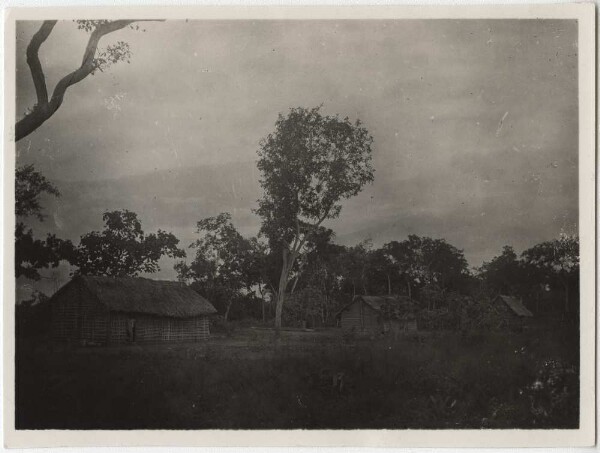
[340, 240, 373, 297]
[15, 165, 74, 280]
[384, 235, 469, 302]
[16, 164, 60, 219]
[368, 247, 398, 295]
[478, 246, 522, 296]
[16, 20, 160, 141]
[175, 213, 256, 322]
[383, 239, 422, 300]
[293, 227, 347, 325]
[244, 237, 272, 322]
[283, 285, 325, 328]
[521, 235, 579, 313]
[256, 106, 374, 332]
[71, 209, 184, 277]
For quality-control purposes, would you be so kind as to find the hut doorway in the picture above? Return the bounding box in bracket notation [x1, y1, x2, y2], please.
[127, 318, 137, 343]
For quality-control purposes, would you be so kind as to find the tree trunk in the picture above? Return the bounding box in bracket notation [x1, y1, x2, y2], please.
[257, 284, 266, 323]
[275, 281, 286, 333]
[387, 274, 391, 295]
[275, 248, 294, 334]
[290, 273, 300, 294]
[564, 280, 569, 313]
[224, 300, 232, 323]
[361, 265, 367, 295]
[405, 276, 412, 300]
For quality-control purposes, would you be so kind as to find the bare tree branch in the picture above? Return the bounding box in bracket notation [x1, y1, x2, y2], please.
[26, 21, 56, 106]
[16, 20, 163, 142]
[50, 20, 137, 109]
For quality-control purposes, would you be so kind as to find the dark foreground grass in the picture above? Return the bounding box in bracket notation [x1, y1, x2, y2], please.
[15, 326, 579, 430]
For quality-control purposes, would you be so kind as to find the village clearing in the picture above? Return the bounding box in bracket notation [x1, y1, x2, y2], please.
[16, 322, 578, 430]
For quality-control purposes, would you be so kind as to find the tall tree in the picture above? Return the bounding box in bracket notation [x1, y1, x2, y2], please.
[521, 234, 579, 313]
[175, 213, 256, 322]
[16, 20, 160, 141]
[15, 165, 74, 280]
[71, 209, 184, 277]
[256, 106, 374, 331]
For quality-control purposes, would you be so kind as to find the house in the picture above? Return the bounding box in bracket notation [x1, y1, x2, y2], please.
[50, 276, 217, 345]
[492, 295, 533, 329]
[338, 295, 417, 337]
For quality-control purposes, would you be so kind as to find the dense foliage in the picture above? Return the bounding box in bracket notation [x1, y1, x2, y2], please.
[175, 213, 265, 321]
[71, 210, 185, 277]
[15, 165, 74, 280]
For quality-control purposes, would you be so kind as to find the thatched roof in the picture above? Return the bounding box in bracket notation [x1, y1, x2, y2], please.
[496, 295, 533, 317]
[358, 295, 414, 311]
[57, 276, 217, 318]
[338, 295, 416, 317]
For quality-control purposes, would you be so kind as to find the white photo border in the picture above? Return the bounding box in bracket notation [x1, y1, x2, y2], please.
[3, 3, 595, 448]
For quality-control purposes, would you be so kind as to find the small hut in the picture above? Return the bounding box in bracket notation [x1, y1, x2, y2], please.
[338, 295, 417, 337]
[50, 276, 217, 345]
[493, 295, 533, 329]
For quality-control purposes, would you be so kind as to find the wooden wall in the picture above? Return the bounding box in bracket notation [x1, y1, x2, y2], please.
[341, 301, 381, 335]
[51, 281, 211, 345]
[108, 312, 210, 344]
[51, 282, 109, 344]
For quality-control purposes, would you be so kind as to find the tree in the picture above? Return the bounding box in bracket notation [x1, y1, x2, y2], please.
[16, 164, 60, 219]
[368, 247, 398, 296]
[245, 237, 272, 323]
[16, 20, 160, 141]
[478, 246, 522, 296]
[15, 165, 74, 280]
[256, 106, 374, 331]
[384, 235, 470, 303]
[175, 213, 257, 322]
[71, 209, 184, 277]
[340, 240, 373, 297]
[521, 234, 579, 313]
[292, 228, 347, 325]
[16, 223, 74, 280]
[383, 239, 420, 300]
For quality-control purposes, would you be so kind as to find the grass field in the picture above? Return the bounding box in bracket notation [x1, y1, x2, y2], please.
[15, 324, 579, 430]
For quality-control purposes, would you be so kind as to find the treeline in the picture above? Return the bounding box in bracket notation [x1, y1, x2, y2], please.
[16, 105, 579, 331]
[172, 211, 579, 327]
[16, 163, 579, 329]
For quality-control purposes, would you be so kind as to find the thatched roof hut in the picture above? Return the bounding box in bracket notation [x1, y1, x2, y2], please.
[50, 276, 216, 345]
[338, 295, 418, 337]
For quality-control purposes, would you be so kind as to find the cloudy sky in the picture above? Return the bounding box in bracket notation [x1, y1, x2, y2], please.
[15, 19, 578, 288]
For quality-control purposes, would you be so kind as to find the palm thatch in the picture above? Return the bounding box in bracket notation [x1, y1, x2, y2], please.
[75, 276, 217, 318]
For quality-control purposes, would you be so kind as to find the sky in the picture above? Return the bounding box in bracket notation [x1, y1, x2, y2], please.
[15, 19, 579, 291]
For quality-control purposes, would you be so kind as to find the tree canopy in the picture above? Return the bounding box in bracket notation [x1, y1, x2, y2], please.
[478, 245, 522, 296]
[383, 235, 470, 299]
[71, 209, 184, 277]
[521, 234, 579, 313]
[15, 165, 74, 280]
[175, 213, 262, 321]
[256, 106, 374, 330]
